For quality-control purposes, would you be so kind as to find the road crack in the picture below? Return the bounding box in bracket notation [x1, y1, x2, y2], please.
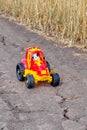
[0, 34, 6, 45]
[63, 108, 69, 120]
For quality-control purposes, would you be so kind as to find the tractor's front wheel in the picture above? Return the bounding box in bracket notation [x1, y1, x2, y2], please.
[16, 63, 24, 81]
[51, 73, 60, 87]
[25, 75, 34, 89]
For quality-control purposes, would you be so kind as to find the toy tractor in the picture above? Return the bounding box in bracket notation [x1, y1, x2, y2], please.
[16, 46, 60, 88]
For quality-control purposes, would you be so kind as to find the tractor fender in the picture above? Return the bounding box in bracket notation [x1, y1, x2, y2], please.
[21, 58, 28, 69]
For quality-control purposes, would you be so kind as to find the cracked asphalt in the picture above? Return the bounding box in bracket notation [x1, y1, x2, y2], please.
[0, 17, 87, 130]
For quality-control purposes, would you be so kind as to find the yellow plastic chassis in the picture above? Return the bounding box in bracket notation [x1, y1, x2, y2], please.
[23, 69, 54, 84]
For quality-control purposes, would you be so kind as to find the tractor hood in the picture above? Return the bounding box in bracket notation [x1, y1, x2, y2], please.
[30, 58, 49, 76]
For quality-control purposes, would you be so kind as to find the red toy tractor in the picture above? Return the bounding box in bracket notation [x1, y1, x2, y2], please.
[16, 46, 60, 88]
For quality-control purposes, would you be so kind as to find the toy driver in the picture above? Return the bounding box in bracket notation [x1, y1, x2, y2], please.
[32, 53, 39, 61]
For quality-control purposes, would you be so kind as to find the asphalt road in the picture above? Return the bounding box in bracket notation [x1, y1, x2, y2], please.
[0, 17, 87, 130]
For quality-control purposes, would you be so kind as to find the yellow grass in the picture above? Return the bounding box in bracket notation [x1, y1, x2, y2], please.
[0, 0, 87, 47]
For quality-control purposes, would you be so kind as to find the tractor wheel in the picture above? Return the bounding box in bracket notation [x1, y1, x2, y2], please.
[16, 63, 24, 81]
[46, 61, 51, 72]
[25, 75, 34, 89]
[51, 73, 60, 87]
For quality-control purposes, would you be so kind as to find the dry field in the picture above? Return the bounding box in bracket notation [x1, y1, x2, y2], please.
[0, 0, 87, 47]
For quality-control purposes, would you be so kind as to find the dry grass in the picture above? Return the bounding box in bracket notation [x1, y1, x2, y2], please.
[0, 0, 87, 47]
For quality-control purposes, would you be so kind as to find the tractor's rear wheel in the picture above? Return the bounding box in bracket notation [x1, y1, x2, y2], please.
[25, 75, 34, 89]
[16, 63, 24, 81]
[51, 73, 60, 87]
[46, 61, 51, 72]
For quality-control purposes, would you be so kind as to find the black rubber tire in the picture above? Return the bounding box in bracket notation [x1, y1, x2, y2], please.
[51, 73, 60, 87]
[46, 61, 51, 72]
[16, 63, 24, 81]
[25, 75, 34, 89]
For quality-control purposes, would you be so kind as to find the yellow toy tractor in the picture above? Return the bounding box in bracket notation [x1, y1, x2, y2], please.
[16, 46, 60, 88]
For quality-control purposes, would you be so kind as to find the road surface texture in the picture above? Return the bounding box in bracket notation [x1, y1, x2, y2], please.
[0, 17, 87, 130]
